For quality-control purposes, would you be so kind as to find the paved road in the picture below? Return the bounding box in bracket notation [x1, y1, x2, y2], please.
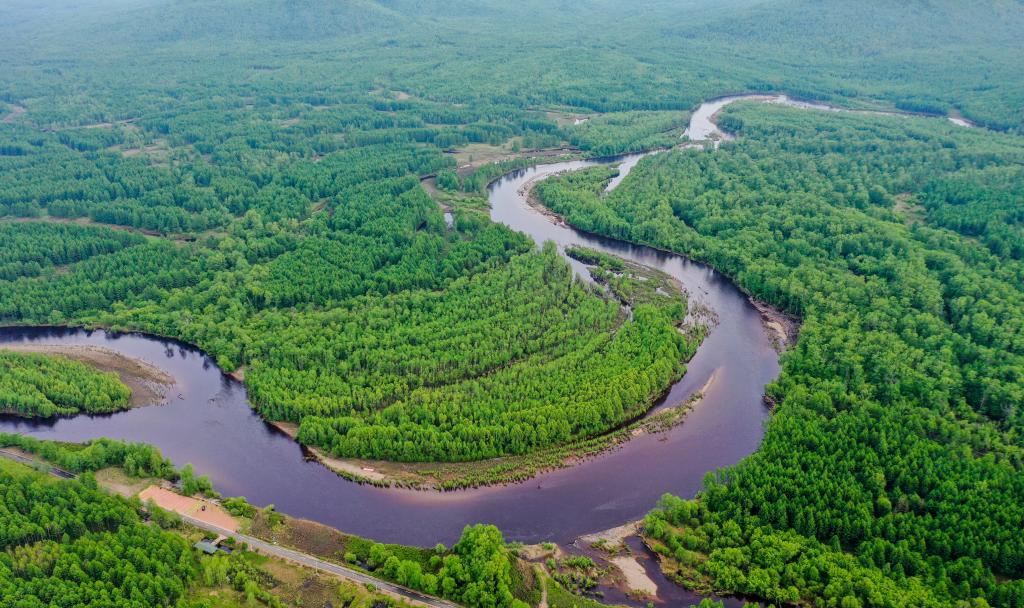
[180, 515, 459, 608]
[0, 449, 458, 608]
[0, 449, 76, 478]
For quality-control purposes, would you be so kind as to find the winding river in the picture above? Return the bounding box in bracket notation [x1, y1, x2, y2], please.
[0, 158, 778, 545]
[3, 92, 958, 548]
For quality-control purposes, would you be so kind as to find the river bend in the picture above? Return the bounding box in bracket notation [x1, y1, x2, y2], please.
[0, 96, 830, 546]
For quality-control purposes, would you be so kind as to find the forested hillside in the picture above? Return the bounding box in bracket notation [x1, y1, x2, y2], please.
[2, 0, 1023, 130]
[536, 104, 1024, 606]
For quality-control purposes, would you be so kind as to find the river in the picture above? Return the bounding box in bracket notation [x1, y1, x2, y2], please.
[0, 160, 778, 547]
[685, 93, 974, 141]
[0, 95, 843, 547]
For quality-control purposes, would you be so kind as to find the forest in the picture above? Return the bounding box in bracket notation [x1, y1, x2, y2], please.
[0, 351, 131, 417]
[0, 202, 696, 462]
[0, 41, 704, 462]
[535, 103, 1024, 606]
[0, 450, 522, 608]
[347, 524, 529, 608]
[0, 458, 199, 607]
[1, 0, 1023, 606]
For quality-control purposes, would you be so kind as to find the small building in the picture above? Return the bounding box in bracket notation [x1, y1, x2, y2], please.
[194, 538, 234, 555]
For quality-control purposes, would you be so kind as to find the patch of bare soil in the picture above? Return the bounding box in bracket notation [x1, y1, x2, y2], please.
[2, 104, 26, 124]
[139, 485, 239, 531]
[0, 344, 172, 408]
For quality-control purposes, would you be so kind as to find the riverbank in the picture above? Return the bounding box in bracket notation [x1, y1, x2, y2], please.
[271, 375, 711, 492]
[0, 115, 781, 545]
[523, 167, 798, 353]
[692, 92, 980, 143]
[0, 343, 172, 408]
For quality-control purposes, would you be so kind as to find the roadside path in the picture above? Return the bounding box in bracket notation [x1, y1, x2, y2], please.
[178, 515, 460, 608]
[0, 449, 458, 608]
[0, 449, 75, 478]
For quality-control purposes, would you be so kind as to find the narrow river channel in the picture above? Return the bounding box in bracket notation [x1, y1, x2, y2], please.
[4, 92, 957, 547]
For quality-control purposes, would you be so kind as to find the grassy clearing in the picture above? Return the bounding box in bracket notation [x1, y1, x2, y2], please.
[93, 465, 163, 497]
[542, 572, 624, 608]
[0, 456, 49, 478]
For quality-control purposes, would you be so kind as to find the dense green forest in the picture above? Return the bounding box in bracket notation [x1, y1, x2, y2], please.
[0, 351, 131, 417]
[0, 459, 199, 607]
[0, 0, 726, 462]
[0, 214, 695, 462]
[351, 524, 529, 608]
[2, 1, 1023, 131]
[2, 1, 1024, 606]
[536, 104, 1024, 606]
[0, 452, 524, 608]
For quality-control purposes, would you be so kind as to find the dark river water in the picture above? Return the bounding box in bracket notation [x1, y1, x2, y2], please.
[0, 104, 781, 549]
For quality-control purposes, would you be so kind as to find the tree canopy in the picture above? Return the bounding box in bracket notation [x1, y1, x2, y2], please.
[537, 103, 1024, 606]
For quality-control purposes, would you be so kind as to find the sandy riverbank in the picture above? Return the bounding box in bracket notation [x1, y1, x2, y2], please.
[748, 298, 800, 350]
